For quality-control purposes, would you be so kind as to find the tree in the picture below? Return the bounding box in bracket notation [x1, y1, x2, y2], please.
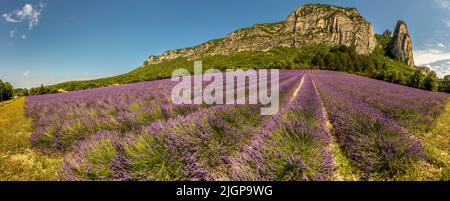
[441, 75, 450, 92]
[0, 80, 14, 101]
[0, 80, 3, 102]
[312, 53, 325, 68]
[409, 70, 424, 88]
[423, 72, 439, 91]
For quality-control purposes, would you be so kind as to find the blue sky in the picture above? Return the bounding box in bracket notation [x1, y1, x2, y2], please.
[1, 0, 450, 88]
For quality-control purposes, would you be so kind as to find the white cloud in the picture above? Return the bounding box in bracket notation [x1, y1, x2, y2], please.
[437, 43, 445, 48]
[9, 30, 15, 38]
[414, 49, 450, 66]
[2, 13, 20, 22]
[21, 35, 26, 40]
[425, 61, 450, 78]
[2, 3, 44, 30]
[23, 71, 30, 77]
[436, 0, 450, 9]
[415, 49, 450, 78]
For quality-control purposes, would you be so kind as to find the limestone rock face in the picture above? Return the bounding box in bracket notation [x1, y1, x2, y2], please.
[283, 4, 376, 55]
[147, 4, 377, 64]
[389, 21, 414, 67]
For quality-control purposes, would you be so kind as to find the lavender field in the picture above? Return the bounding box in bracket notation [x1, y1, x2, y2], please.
[23, 70, 450, 181]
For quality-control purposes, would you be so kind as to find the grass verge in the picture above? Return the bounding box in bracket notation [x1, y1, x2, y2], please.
[414, 99, 450, 181]
[0, 98, 61, 181]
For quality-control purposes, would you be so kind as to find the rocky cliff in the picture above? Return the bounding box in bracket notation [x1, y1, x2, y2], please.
[389, 21, 415, 67]
[283, 4, 376, 54]
[146, 4, 377, 64]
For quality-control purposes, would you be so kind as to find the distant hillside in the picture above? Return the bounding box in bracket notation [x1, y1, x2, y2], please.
[31, 3, 446, 94]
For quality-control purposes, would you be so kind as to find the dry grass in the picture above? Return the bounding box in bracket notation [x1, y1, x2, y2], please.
[0, 98, 61, 181]
[416, 99, 450, 180]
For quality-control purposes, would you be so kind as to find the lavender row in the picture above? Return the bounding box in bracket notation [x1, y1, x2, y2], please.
[310, 72, 449, 131]
[228, 74, 334, 181]
[313, 76, 425, 179]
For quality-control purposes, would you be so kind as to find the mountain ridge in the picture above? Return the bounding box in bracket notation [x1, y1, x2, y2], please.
[146, 3, 377, 65]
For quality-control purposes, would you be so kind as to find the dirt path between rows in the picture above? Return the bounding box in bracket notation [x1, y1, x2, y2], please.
[289, 75, 305, 104]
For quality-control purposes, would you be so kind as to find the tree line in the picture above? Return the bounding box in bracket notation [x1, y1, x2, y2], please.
[0, 80, 63, 101]
[310, 45, 442, 91]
